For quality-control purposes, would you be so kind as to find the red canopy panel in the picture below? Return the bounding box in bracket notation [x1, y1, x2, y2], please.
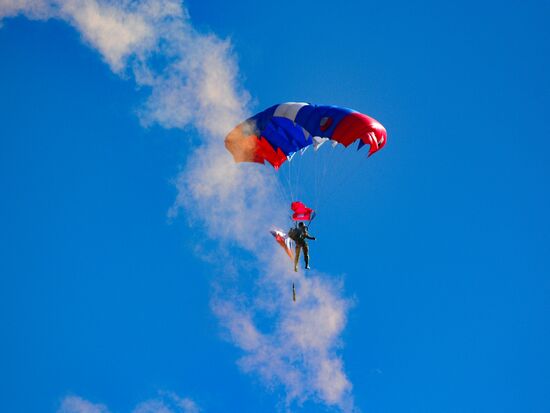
[291, 201, 314, 221]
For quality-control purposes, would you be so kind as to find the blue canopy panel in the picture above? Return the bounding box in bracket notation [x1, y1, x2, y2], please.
[260, 117, 313, 157]
[249, 104, 278, 134]
[294, 105, 355, 139]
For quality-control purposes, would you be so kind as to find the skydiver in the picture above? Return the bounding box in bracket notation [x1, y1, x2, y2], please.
[293, 222, 316, 272]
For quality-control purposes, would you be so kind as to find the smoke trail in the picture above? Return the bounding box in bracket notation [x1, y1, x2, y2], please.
[58, 396, 109, 413]
[58, 394, 200, 413]
[1, 1, 354, 410]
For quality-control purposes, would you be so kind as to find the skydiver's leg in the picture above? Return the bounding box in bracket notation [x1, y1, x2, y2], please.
[294, 245, 301, 272]
[303, 244, 310, 269]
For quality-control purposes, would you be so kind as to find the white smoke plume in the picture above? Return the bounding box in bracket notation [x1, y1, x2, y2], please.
[1, 0, 354, 410]
[58, 394, 200, 413]
[58, 396, 110, 413]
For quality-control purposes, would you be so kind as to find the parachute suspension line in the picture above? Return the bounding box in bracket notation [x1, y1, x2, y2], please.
[266, 162, 287, 205]
[289, 156, 296, 201]
[320, 145, 331, 211]
[284, 163, 294, 203]
[324, 144, 370, 209]
[338, 145, 370, 191]
[314, 142, 332, 215]
[272, 167, 290, 205]
[321, 145, 342, 210]
[295, 148, 304, 202]
[313, 145, 321, 212]
[311, 144, 320, 214]
[295, 156, 300, 202]
[289, 153, 297, 202]
[314, 142, 329, 215]
[307, 209, 317, 229]
[284, 156, 294, 202]
[324, 142, 351, 210]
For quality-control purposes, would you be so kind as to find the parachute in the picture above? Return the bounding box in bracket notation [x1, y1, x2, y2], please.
[227, 102, 387, 263]
[225, 102, 387, 169]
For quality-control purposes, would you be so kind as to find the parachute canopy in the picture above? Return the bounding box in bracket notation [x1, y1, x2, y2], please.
[291, 201, 314, 221]
[225, 102, 387, 169]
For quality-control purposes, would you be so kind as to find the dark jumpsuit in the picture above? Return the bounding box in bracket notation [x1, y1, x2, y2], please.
[294, 227, 315, 271]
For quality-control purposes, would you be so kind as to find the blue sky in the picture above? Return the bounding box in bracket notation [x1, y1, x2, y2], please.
[1, 1, 549, 413]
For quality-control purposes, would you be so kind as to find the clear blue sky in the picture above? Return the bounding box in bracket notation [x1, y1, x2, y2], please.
[1, 1, 549, 412]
